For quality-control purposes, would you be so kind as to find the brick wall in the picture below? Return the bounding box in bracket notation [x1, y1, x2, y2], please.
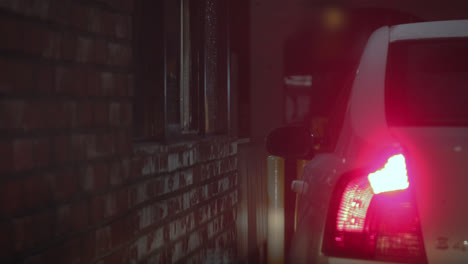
[0, 1, 239, 263]
[130, 139, 238, 263]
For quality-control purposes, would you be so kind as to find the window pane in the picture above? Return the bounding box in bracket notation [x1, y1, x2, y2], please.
[181, 0, 192, 130]
[386, 39, 468, 126]
[165, 0, 181, 125]
[204, 0, 218, 133]
[204, 0, 229, 134]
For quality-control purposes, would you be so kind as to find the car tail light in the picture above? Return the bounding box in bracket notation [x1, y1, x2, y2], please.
[368, 154, 409, 194]
[323, 154, 427, 263]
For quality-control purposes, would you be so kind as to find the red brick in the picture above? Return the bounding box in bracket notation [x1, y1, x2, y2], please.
[33, 211, 55, 244]
[64, 102, 77, 128]
[94, 102, 109, 126]
[159, 154, 168, 172]
[115, 131, 130, 155]
[0, 17, 24, 51]
[23, 101, 42, 131]
[81, 231, 96, 263]
[0, 140, 13, 173]
[131, 156, 144, 180]
[85, 134, 97, 159]
[38, 0, 52, 19]
[105, 133, 117, 155]
[45, 102, 64, 129]
[96, 226, 112, 255]
[107, 43, 131, 66]
[90, 195, 105, 224]
[0, 180, 24, 215]
[71, 134, 86, 161]
[100, 12, 116, 36]
[99, 245, 131, 264]
[114, 73, 126, 96]
[109, 102, 120, 126]
[48, 0, 70, 25]
[0, 221, 15, 258]
[23, 24, 46, 56]
[12, 61, 34, 94]
[95, 133, 109, 157]
[17, 0, 50, 17]
[55, 204, 72, 236]
[64, 238, 84, 264]
[52, 136, 71, 164]
[88, 8, 102, 33]
[44, 237, 82, 264]
[12, 212, 53, 252]
[114, 14, 129, 39]
[94, 39, 108, 65]
[71, 200, 89, 231]
[120, 102, 132, 127]
[77, 102, 94, 128]
[51, 169, 79, 201]
[13, 215, 34, 251]
[121, 159, 131, 183]
[23, 175, 50, 209]
[0, 60, 12, 92]
[22, 23, 47, 56]
[121, 0, 134, 12]
[71, 3, 89, 31]
[34, 65, 54, 94]
[87, 70, 100, 96]
[76, 37, 93, 63]
[13, 138, 34, 171]
[94, 162, 110, 190]
[23, 254, 46, 264]
[127, 17, 133, 40]
[116, 188, 129, 214]
[146, 178, 161, 199]
[61, 32, 77, 61]
[55, 67, 73, 95]
[42, 30, 61, 60]
[101, 72, 114, 96]
[73, 69, 87, 97]
[81, 166, 94, 192]
[103, 193, 117, 219]
[122, 132, 131, 154]
[32, 137, 51, 168]
[127, 74, 134, 96]
[109, 161, 122, 186]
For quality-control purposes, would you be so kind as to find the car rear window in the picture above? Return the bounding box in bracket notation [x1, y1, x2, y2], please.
[386, 38, 468, 126]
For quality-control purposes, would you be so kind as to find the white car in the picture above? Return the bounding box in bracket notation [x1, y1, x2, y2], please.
[267, 20, 468, 264]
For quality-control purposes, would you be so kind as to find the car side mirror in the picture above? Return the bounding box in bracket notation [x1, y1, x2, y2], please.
[265, 126, 315, 159]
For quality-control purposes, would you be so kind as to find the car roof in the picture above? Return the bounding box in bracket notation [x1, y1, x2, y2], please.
[390, 20, 468, 42]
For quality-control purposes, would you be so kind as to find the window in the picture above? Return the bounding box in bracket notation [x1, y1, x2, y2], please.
[386, 38, 468, 126]
[204, 0, 229, 134]
[133, 0, 230, 141]
[180, 0, 194, 131]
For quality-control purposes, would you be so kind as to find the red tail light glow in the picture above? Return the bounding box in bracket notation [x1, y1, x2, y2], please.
[368, 154, 409, 194]
[323, 153, 427, 263]
[336, 176, 373, 232]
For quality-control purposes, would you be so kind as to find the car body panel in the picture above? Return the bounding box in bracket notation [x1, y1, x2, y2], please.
[390, 20, 468, 42]
[391, 127, 468, 263]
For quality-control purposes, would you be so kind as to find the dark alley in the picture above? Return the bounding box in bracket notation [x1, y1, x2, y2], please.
[1, 1, 468, 264]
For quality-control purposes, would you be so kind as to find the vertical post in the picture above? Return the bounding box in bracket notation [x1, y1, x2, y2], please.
[267, 156, 285, 264]
[267, 157, 307, 264]
[283, 159, 297, 262]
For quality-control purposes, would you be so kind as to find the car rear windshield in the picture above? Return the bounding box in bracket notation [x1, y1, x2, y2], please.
[386, 38, 468, 126]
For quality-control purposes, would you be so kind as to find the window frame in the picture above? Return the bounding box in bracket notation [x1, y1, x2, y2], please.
[133, 0, 231, 142]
